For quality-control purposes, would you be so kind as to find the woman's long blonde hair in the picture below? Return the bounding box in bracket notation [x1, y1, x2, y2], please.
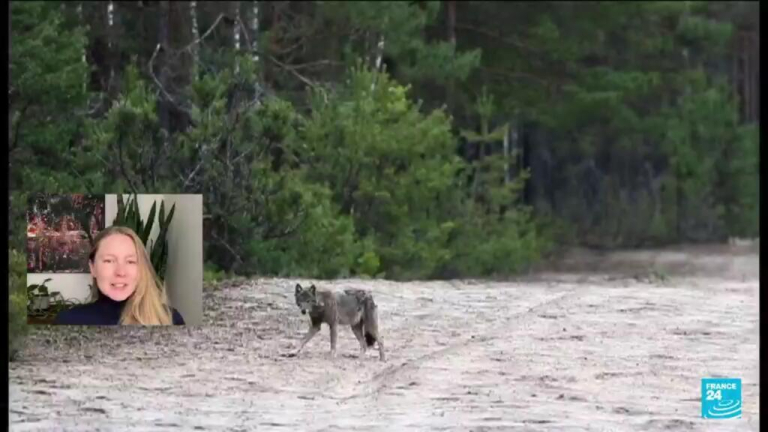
[88, 225, 173, 325]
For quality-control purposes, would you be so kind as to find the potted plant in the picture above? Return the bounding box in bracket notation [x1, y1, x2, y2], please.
[112, 194, 175, 282]
[27, 278, 60, 314]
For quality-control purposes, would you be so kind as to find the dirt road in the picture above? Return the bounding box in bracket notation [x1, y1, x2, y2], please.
[10, 245, 760, 431]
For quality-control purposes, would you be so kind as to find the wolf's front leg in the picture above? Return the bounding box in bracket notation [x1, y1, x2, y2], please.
[295, 325, 321, 356]
[329, 323, 338, 359]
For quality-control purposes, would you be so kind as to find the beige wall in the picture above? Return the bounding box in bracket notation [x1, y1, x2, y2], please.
[162, 194, 203, 325]
[27, 194, 203, 325]
[26, 273, 92, 303]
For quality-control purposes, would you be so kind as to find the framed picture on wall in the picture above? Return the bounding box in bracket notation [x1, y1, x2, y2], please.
[26, 193, 105, 273]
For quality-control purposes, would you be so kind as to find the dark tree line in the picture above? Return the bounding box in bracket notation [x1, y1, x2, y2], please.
[10, 1, 759, 280]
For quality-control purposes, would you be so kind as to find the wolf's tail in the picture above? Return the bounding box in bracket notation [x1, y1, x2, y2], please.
[362, 295, 379, 347]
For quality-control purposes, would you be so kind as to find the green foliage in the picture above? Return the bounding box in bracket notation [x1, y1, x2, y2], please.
[452, 1, 758, 246]
[676, 13, 733, 52]
[176, 58, 360, 278]
[11, 1, 758, 284]
[355, 242, 382, 278]
[112, 194, 176, 281]
[659, 79, 758, 239]
[9, 1, 97, 251]
[242, 182, 360, 279]
[150, 200, 176, 280]
[9, 250, 29, 361]
[85, 64, 166, 192]
[444, 89, 550, 277]
[317, 1, 481, 83]
[303, 65, 550, 279]
[203, 262, 230, 284]
[302, 65, 467, 279]
[725, 124, 759, 237]
[10, 2, 88, 111]
[71, 50, 553, 280]
[447, 208, 548, 277]
[27, 278, 53, 298]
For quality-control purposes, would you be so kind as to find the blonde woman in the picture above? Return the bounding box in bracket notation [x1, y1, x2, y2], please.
[54, 226, 185, 325]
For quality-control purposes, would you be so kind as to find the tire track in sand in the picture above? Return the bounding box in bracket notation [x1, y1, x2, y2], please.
[334, 288, 578, 401]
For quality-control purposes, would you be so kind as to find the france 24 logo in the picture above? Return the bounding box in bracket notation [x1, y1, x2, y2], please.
[701, 378, 741, 419]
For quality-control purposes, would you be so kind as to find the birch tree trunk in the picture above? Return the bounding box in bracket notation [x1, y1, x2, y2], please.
[77, 2, 86, 91]
[743, 33, 749, 123]
[190, 1, 199, 64]
[158, 0, 170, 164]
[107, 0, 115, 90]
[374, 35, 385, 71]
[754, 32, 760, 123]
[234, 2, 241, 51]
[233, 1, 241, 74]
[107, 1, 114, 47]
[8, 0, 12, 228]
[251, 0, 259, 62]
[371, 34, 384, 91]
[250, 1, 262, 104]
[446, 0, 456, 45]
[8, 0, 10, 144]
[445, 0, 457, 112]
[503, 123, 510, 185]
[748, 31, 759, 123]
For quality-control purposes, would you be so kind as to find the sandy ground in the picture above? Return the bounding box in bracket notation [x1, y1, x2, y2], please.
[9, 244, 760, 431]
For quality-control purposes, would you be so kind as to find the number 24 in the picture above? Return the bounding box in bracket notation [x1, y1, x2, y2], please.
[706, 390, 722, 400]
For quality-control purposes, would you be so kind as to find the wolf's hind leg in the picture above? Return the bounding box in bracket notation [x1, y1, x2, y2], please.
[330, 322, 339, 358]
[351, 322, 367, 356]
[375, 336, 385, 361]
[361, 297, 385, 361]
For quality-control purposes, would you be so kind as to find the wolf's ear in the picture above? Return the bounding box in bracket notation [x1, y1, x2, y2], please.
[295, 283, 302, 294]
[310, 284, 316, 295]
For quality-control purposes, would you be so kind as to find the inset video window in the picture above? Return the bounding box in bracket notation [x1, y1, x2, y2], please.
[26, 193, 203, 326]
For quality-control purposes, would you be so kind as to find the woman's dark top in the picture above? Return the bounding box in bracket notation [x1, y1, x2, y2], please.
[54, 292, 185, 325]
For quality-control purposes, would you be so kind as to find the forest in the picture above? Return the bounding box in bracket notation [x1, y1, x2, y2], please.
[9, 1, 759, 282]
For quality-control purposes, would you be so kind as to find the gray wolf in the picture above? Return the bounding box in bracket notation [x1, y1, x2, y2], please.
[292, 283, 385, 361]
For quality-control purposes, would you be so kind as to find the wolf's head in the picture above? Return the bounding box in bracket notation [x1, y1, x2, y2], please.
[295, 283, 318, 315]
